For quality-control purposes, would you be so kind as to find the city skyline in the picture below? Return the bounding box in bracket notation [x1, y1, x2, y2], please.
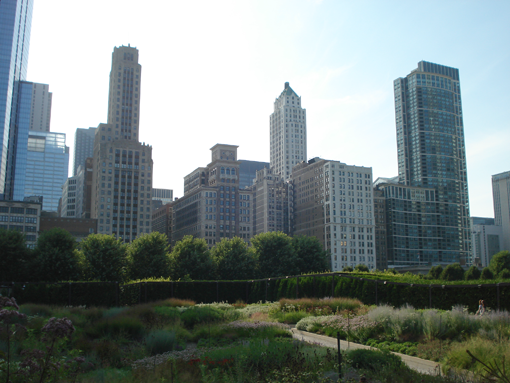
[24, 1, 510, 218]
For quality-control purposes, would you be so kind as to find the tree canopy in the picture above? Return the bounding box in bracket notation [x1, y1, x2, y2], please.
[33, 228, 82, 282]
[169, 235, 214, 280]
[291, 235, 329, 274]
[0, 229, 33, 282]
[211, 237, 257, 280]
[80, 234, 128, 282]
[489, 250, 510, 276]
[128, 232, 170, 280]
[251, 231, 299, 278]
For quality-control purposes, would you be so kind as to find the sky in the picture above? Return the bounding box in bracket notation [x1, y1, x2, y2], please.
[26, 0, 510, 218]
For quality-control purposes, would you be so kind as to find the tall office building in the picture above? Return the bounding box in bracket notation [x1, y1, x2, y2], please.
[492, 171, 510, 251]
[73, 127, 96, 176]
[0, 0, 34, 199]
[24, 131, 69, 212]
[470, 217, 502, 267]
[7, 81, 52, 201]
[270, 82, 307, 180]
[91, 46, 153, 242]
[394, 61, 471, 264]
[292, 158, 376, 271]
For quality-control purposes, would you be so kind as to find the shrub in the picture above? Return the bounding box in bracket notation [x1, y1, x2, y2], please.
[342, 266, 353, 272]
[19, 303, 54, 317]
[144, 329, 178, 355]
[354, 264, 369, 272]
[481, 267, 494, 280]
[498, 269, 510, 279]
[88, 316, 145, 340]
[347, 348, 406, 372]
[102, 307, 128, 318]
[180, 306, 224, 329]
[489, 250, 510, 276]
[427, 265, 443, 280]
[440, 263, 464, 281]
[465, 265, 481, 280]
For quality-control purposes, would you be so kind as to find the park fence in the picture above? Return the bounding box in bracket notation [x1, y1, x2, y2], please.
[2, 273, 509, 313]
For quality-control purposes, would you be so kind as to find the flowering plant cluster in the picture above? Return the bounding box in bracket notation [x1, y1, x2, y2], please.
[306, 305, 333, 316]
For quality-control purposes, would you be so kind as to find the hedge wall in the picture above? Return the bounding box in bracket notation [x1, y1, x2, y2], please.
[2, 274, 509, 312]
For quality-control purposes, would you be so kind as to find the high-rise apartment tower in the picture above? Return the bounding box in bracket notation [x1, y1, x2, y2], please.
[394, 61, 470, 264]
[270, 82, 307, 180]
[0, 0, 34, 199]
[492, 171, 510, 251]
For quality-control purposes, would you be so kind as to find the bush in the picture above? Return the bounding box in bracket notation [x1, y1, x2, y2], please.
[354, 264, 369, 272]
[489, 251, 510, 276]
[180, 306, 224, 329]
[427, 265, 443, 279]
[347, 349, 406, 372]
[465, 265, 481, 280]
[440, 263, 464, 281]
[88, 316, 145, 340]
[498, 269, 510, 279]
[481, 267, 494, 280]
[144, 329, 178, 355]
[342, 266, 353, 272]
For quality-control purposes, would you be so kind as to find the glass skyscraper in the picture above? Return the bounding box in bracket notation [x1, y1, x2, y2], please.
[0, 0, 34, 199]
[394, 61, 471, 264]
[24, 131, 69, 212]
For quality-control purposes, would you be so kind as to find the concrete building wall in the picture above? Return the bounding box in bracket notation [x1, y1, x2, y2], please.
[0, 199, 41, 247]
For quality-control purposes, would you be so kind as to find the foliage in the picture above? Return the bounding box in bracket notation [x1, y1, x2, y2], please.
[0, 229, 34, 282]
[481, 267, 494, 280]
[291, 235, 329, 274]
[87, 316, 145, 340]
[169, 235, 214, 280]
[465, 265, 481, 280]
[211, 237, 257, 280]
[499, 269, 510, 279]
[440, 263, 465, 281]
[144, 329, 178, 355]
[342, 266, 353, 272]
[354, 264, 369, 272]
[251, 231, 298, 278]
[427, 265, 443, 280]
[33, 228, 83, 282]
[80, 234, 128, 282]
[347, 348, 406, 372]
[128, 232, 171, 280]
[490, 251, 510, 276]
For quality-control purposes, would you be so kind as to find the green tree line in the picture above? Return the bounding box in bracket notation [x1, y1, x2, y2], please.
[0, 229, 329, 283]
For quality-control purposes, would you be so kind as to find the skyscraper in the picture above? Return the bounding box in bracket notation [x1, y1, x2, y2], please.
[394, 61, 470, 264]
[8, 81, 52, 201]
[73, 127, 96, 176]
[0, 0, 34, 199]
[492, 171, 510, 251]
[270, 82, 307, 180]
[91, 46, 153, 242]
[24, 131, 69, 212]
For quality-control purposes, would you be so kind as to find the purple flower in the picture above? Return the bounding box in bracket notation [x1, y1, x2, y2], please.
[41, 317, 75, 341]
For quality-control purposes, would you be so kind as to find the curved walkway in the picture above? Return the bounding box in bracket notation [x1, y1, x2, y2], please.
[291, 328, 442, 375]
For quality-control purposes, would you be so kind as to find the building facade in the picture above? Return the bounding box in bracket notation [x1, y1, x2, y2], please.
[73, 127, 96, 176]
[75, 158, 93, 218]
[0, 0, 34, 200]
[91, 46, 153, 242]
[151, 203, 172, 243]
[152, 188, 173, 207]
[270, 82, 307, 180]
[238, 160, 269, 189]
[23, 131, 69, 212]
[292, 158, 376, 271]
[40, 217, 97, 242]
[373, 188, 388, 270]
[470, 217, 502, 267]
[394, 61, 471, 264]
[0, 199, 41, 247]
[171, 144, 253, 247]
[374, 177, 441, 267]
[60, 176, 78, 217]
[492, 171, 510, 251]
[250, 167, 291, 235]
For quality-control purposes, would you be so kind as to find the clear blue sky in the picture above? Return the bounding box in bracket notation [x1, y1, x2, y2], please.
[27, 0, 510, 218]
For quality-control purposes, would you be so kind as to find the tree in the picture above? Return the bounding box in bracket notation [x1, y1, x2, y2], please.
[251, 231, 298, 278]
[440, 263, 465, 281]
[0, 229, 33, 282]
[427, 265, 443, 280]
[464, 265, 481, 281]
[80, 234, 128, 282]
[169, 236, 214, 280]
[128, 232, 170, 280]
[489, 250, 510, 276]
[291, 235, 329, 274]
[32, 228, 82, 282]
[211, 237, 257, 280]
[480, 267, 494, 280]
[498, 269, 510, 280]
[354, 264, 369, 273]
